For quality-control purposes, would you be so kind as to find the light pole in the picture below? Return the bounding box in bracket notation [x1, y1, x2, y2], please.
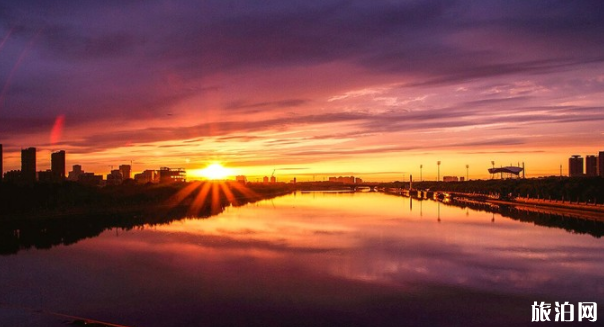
[420, 164, 423, 182]
[491, 161, 495, 179]
[466, 164, 469, 181]
[437, 161, 441, 182]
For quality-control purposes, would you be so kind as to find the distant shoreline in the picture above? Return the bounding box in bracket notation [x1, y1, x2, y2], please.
[0, 181, 293, 223]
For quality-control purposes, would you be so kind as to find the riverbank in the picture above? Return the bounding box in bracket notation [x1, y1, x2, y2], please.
[457, 196, 604, 221]
[382, 187, 604, 222]
[382, 176, 604, 205]
[438, 191, 604, 220]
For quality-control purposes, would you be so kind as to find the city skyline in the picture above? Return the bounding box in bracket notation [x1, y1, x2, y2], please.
[1, 2, 604, 180]
[2, 144, 604, 183]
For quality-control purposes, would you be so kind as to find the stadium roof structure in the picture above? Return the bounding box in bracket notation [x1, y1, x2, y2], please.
[488, 166, 524, 175]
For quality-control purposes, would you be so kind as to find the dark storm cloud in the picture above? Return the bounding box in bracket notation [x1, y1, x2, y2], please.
[1, 0, 604, 143]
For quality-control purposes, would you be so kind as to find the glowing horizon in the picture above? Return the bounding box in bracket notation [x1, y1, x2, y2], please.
[1, 2, 603, 181]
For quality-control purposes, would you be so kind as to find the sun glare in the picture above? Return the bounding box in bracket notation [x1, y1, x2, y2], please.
[198, 163, 232, 180]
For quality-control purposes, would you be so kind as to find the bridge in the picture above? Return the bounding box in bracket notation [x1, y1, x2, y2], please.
[347, 183, 381, 191]
[293, 182, 381, 191]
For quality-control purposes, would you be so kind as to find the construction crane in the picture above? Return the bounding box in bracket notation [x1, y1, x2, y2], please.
[271, 169, 276, 177]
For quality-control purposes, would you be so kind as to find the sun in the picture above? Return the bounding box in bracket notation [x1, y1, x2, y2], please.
[198, 163, 232, 180]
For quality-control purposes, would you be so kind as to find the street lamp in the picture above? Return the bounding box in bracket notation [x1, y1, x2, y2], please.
[437, 161, 441, 182]
[491, 161, 495, 179]
[466, 164, 469, 181]
[420, 164, 423, 182]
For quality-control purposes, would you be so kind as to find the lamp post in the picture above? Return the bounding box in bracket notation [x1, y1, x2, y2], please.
[437, 161, 441, 182]
[491, 161, 495, 179]
[420, 164, 423, 182]
[466, 164, 469, 181]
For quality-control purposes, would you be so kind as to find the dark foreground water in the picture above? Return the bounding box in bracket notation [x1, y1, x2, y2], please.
[1, 191, 603, 326]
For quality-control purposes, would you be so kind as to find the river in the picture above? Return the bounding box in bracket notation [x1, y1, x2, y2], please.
[1, 191, 603, 326]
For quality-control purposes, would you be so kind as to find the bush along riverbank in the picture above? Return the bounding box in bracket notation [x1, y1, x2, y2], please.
[0, 181, 294, 221]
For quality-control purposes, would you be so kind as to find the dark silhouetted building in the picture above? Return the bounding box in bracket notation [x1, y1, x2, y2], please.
[135, 170, 160, 184]
[487, 166, 524, 179]
[263, 176, 269, 184]
[0, 144, 2, 182]
[599, 151, 604, 177]
[236, 175, 247, 184]
[79, 172, 103, 186]
[38, 170, 54, 183]
[569, 155, 584, 177]
[270, 175, 276, 184]
[106, 169, 123, 186]
[119, 164, 131, 180]
[68, 165, 83, 181]
[443, 176, 459, 182]
[51, 150, 66, 180]
[3, 170, 21, 183]
[66, 165, 102, 186]
[159, 167, 186, 183]
[328, 176, 355, 184]
[21, 147, 36, 183]
[586, 155, 597, 177]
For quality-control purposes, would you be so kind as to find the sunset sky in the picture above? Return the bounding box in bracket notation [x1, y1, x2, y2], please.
[1, 1, 604, 181]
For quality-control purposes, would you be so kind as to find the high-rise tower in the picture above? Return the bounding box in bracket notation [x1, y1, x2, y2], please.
[586, 155, 598, 177]
[21, 147, 36, 183]
[119, 164, 131, 180]
[599, 151, 604, 177]
[0, 144, 3, 182]
[568, 155, 583, 177]
[51, 150, 66, 180]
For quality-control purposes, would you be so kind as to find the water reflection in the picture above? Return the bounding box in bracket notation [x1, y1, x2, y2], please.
[2, 191, 604, 256]
[1, 192, 604, 326]
[0, 193, 268, 255]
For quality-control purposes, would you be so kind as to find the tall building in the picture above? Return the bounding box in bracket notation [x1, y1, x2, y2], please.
[21, 147, 36, 183]
[51, 150, 66, 180]
[119, 164, 131, 180]
[585, 155, 598, 177]
[599, 151, 604, 177]
[568, 155, 584, 177]
[0, 144, 3, 182]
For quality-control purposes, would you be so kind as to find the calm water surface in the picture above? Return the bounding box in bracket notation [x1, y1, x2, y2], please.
[1, 192, 603, 326]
